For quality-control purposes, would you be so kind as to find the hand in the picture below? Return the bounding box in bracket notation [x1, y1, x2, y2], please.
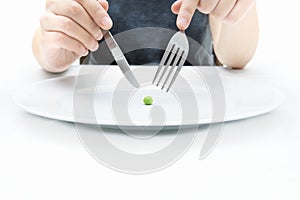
[37, 0, 112, 71]
[171, 0, 256, 30]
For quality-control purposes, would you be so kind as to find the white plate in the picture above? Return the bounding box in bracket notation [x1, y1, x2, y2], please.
[14, 65, 285, 130]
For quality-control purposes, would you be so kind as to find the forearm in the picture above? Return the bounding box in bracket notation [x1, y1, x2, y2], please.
[209, 4, 259, 69]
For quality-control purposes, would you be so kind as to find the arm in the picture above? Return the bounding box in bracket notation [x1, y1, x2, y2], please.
[209, 3, 259, 68]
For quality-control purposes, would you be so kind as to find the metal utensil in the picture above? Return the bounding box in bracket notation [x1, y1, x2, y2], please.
[103, 31, 140, 88]
[152, 31, 189, 92]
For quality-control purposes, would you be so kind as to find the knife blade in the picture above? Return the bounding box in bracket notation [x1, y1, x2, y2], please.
[103, 31, 140, 88]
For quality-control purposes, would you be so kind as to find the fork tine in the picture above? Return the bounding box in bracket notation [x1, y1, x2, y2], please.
[152, 44, 175, 84]
[166, 51, 187, 92]
[153, 30, 189, 91]
[156, 45, 178, 87]
[161, 48, 182, 90]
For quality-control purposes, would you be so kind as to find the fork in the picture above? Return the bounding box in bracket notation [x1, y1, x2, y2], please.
[152, 31, 189, 92]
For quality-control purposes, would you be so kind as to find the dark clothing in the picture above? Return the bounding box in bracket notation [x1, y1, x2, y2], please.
[83, 0, 213, 66]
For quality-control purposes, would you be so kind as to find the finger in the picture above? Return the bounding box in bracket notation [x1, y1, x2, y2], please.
[177, 0, 199, 30]
[198, 0, 220, 14]
[75, 0, 113, 30]
[98, 0, 109, 11]
[42, 31, 88, 56]
[40, 13, 99, 51]
[171, 0, 182, 14]
[47, 0, 103, 41]
[225, 0, 255, 24]
[211, 0, 238, 20]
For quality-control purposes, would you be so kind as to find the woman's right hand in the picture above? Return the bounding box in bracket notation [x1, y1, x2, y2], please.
[33, 0, 112, 72]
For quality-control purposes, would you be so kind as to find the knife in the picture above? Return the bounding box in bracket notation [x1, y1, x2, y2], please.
[103, 31, 140, 88]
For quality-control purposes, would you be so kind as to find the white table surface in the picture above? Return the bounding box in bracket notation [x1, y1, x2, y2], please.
[0, 0, 300, 199]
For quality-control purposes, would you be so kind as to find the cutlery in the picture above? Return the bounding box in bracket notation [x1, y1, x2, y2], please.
[103, 31, 140, 88]
[152, 31, 189, 92]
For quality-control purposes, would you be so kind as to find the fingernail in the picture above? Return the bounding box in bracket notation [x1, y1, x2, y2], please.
[177, 17, 187, 29]
[101, 17, 112, 29]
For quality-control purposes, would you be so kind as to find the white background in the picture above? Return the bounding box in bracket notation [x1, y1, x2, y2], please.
[0, 0, 300, 199]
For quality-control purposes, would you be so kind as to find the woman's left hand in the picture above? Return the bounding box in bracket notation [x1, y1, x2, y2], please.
[171, 0, 256, 30]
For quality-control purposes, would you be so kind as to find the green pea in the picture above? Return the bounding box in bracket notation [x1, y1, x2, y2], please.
[143, 96, 153, 105]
